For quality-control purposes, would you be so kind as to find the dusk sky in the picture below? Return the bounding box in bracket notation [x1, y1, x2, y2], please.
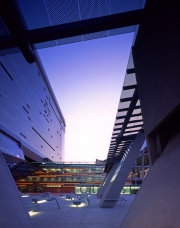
[38, 33, 134, 162]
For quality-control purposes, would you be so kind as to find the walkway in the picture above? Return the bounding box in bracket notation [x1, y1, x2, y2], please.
[28, 194, 135, 228]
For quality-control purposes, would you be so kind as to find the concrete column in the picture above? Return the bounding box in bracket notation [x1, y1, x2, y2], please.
[97, 162, 120, 198]
[99, 132, 145, 207]
[121, 132, 180, 228]
[0, 152, 35, 228]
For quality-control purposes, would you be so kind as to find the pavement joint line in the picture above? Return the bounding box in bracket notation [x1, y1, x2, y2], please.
[27, 194, 135, 228]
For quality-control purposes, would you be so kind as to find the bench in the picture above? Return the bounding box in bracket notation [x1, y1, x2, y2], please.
[66, 194, 73, 200]
[73, 200, 81, 206]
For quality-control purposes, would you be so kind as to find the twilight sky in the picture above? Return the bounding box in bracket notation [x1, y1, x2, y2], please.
[38, 33, 134, 162]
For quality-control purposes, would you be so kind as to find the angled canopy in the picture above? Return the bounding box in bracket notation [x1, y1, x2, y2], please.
[104, 51, 144, 172]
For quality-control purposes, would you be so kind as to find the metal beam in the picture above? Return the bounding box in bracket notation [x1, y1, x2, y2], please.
[107, 88, 139, 168]
[128, 119, 143, 124]
[126, 68, 135, 74]
[28, 9, 144, 44]
[123, 84, 137, 90]
[0, 9, 144, 50]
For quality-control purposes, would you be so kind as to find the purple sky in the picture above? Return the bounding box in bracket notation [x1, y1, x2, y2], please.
[38, 33, 134, 162]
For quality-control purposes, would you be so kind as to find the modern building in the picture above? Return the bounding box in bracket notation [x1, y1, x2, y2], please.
[15, 152, 148, 194]
[0, 0, 179, 227]
[0, 51, 65, 162]
[16, 161, 106, 194]
[0, 8, 66, 226]
[15, 159, 147, 195]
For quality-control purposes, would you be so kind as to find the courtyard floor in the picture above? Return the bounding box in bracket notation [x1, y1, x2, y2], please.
[26, 193, 135, 228]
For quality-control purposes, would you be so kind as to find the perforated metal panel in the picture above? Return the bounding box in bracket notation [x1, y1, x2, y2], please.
[43, 0, 146, 45]
[44, 0, 110, 45]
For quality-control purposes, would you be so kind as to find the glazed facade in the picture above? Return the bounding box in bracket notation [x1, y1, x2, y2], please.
[17, 162, 106, 194]
[17, 148, 149, 194]
[0, 51, 65, 162]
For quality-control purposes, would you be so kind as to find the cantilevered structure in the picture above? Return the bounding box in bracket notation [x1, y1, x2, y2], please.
[98, 50, 146, 207]
[105, 51, 143, 173]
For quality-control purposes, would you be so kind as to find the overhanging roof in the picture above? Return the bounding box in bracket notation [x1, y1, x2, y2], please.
[104, 51, 144, 172]
[0, 0, 146, 63]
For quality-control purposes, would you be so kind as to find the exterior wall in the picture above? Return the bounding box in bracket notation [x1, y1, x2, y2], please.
[0, 132, 24, 159]
[133, 0, 180, 164]
[121, 132, 180, 228]
[0, 52, 65, 162]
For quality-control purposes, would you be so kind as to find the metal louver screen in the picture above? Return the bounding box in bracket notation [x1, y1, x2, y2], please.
[44, 0, 111, 45]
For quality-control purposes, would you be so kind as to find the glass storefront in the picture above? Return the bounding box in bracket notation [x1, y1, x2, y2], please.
[75, 185, 100, 194]
[121, 186, 140, 194]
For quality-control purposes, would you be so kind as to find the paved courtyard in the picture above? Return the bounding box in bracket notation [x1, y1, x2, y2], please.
[25, 194, 136, 228]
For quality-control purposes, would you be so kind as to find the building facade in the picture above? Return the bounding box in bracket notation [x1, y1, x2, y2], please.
[0, 51, 65, 162]
[16, 162, 105, 194]
[16, 147, 149, 194]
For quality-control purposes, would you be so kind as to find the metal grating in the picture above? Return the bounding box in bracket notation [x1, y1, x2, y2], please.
[44, 0, 111, 45]
[57, 35, 82, 45]
[0, 0, 146, 53]
[45, 0, 80, 24]
[83, 31, 108, 41]
[79, 0, 110, 20]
